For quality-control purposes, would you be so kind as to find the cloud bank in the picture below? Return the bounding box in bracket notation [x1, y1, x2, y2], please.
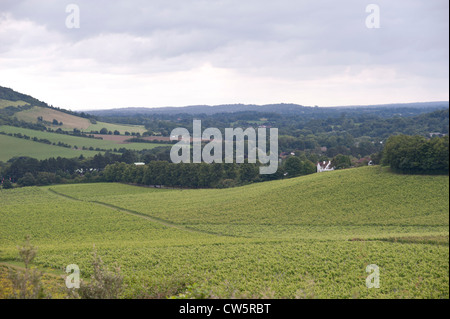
[0, 0, 448, 110]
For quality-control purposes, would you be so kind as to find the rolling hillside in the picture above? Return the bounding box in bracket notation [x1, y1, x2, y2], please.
[0, 86, 158, 162]
[0, 99, 29, 109]
[0, 134, 103, 162]
[14, 106, 147, 134]
[0, 86, 147, 134]
[0, 166, 448, 298]
[0, 125, 166, 155]
[51, 166, 450, 239]
[0, 86, 48, 108]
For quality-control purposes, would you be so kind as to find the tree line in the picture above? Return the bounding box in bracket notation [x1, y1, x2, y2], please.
[0, 150, 320, 189]
[382, 135, 449, 174]
[102, 157, 318, 189]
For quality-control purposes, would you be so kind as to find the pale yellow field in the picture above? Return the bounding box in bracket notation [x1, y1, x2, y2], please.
[0, 99, 29, 109]
[14, 106, 147, 134]
[15, 106, 92, 129]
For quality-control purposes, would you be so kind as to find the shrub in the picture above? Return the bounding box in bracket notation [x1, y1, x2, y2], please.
[70, 248, 124, 299]
[7, 235, 46, 299]
[2, 179, 13, 189]
[18, 172, 36, 187]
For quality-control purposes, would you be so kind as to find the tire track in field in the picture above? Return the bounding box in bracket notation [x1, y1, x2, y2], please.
[46, 188, 235, 238]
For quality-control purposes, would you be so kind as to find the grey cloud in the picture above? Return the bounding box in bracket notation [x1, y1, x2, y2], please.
[2, 1, 448, 62]
[0, 0, 448, 106]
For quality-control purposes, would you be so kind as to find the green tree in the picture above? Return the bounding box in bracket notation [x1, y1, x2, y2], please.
[284, 156, 303, 177]
[18, 172, 36, 187]
[223, 163, 238, 180]
[427, 136, 449, 172]
[331, 154, 352, 169]
[103, 162, 127, 182]
[35, 172, 58, 186]
[120, 150, 138, 164]
[382, 135, 449, 174]
[197, 163, 213, 188]
[239, 162, 259, 184]
[300, 160, 317, 175]
[210, 163, 224, 186]
[122, 164, 137, 183]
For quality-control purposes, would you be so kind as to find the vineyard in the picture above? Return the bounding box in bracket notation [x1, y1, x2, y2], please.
[0, 166, 448, 298]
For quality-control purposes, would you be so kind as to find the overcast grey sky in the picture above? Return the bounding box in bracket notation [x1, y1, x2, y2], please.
[0, 0, 448, 110]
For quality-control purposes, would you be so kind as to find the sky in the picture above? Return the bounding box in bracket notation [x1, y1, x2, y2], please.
[0, 0, 448, 111]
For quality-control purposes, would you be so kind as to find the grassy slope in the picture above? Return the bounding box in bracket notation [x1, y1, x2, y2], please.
[0, 125, 166, 154]
[15, 106, 92, 129]
[0, 134, 103, 162]
[14, 106, 146, 134]
[86, 122, 147, 135]
[0, 167, 448, 298]
[54, 166, 449, 239]
[0, 99, 29, 109]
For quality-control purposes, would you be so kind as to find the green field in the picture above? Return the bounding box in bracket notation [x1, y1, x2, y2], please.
[14, 106, 147, 134]
[0, 166, 448, 298]
[0, 125, 167, 156]
[0, 99, 29, 109]
[86, 122, 147, 135]
[0, 134, 103, 162]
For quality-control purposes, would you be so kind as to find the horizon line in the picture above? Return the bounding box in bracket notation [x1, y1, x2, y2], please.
[76, 100, 450, 112]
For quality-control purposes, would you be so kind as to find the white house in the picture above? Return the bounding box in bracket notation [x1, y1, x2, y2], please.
[317, 161, 334, 173]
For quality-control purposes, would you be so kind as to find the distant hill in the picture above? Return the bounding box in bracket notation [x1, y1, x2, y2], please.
[2, 84, 448, 118]
[86, 101, 449, 117]
[1, 84, 449, 133]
